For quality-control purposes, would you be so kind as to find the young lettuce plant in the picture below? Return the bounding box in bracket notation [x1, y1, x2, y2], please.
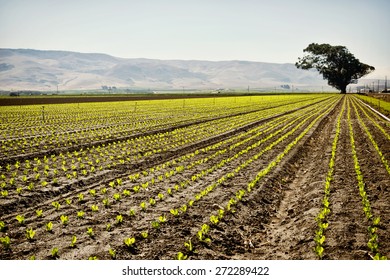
[170, 209, 179, 217]
[158, 215, 167, 223]
[149, 198, 156, 206]
[70, 235, 77, 248]
[36, 209, 43, 218]
[184, 240, 194, 253]
[151, 221, 160, 229]
[140, 202, 147, 211]
[46, 221, 54, 232]
[102, 198, 110, 207]
[86, 227, 94, 238]
[109, 248, 116, 259]
[0, 236, 11, 250]
[116, 214, 123, 225]
[26, 228, 36, 241]
[51, 247, 59, 259]
[60, 215, 69, 226]
[16, 214, 25, 225]
[51, 201, 60, 211]
[0, 221, 6, 232]
[77, 211, 85, 219]
[129, 209, 136, 216]
[124, 237, 136, 248]
[176, 252, 188, 260]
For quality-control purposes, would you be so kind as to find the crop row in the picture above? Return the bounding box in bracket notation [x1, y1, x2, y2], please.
[0, 96, 340, 259]
[346, 97, 386, 260]
[0, 96, 333, 210]
[0, 95, 327, 158]
[174, 96, 340, 259]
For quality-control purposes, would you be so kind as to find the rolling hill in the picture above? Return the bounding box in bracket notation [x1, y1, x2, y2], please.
[0, 48, 328, 91]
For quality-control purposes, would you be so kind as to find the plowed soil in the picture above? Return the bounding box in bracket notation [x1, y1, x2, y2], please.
[0, 95, 389, 260]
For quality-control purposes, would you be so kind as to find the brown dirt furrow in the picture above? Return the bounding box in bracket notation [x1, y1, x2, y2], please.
[116, 98, 341, 260]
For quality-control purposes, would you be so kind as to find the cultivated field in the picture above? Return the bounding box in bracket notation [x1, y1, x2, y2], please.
[0, 94, 389, 260]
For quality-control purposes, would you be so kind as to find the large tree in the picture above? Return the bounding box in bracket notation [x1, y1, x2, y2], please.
[296, 43, 375, 93]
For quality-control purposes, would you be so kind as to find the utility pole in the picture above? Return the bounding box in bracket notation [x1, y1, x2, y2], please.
[377, 80, 380, 93]
[385, 76, 388, 92]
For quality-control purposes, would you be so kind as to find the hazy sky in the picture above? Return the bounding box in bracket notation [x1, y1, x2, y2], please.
[1, 0, 389, 77]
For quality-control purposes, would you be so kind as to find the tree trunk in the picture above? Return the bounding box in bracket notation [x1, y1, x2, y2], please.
[340, 84, 347, 94]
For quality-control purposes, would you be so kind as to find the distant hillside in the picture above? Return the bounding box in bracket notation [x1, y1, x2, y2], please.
[0, 48, 328, 91]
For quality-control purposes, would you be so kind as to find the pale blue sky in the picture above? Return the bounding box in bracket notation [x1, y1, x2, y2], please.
[1, 0, 389, 77]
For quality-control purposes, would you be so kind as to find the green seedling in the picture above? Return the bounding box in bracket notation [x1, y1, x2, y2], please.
[70, 235, 77, 248]
[109, 248, 116, 259]
[151, 221, 160, 229]
[89, 189, 96, 197]
[124, 237, 136, 248]
[157, 193, 164, 200]
[60, 215, 69, 226]
[36, 209, 43, 218]
[170, 209, 179, 217]
[51, 201, 60, 211]
[77, 211, 85, 219]
[158, 215, 167, 223]
[141, 231, 148, 239]
[140, 202, 147, 211]
[176, 252, 188, 260]
[106, 223, 112, 232]
[16, 215, 25, 225]
[78, 193, 84, 202]
[88, 256, 98, 260]
[103, 198, 110, 207]
[91, 205, 99, 212]
[86, 227, 94, 238]
[46, 222, 53, 232]
[116, 214, 123, 224]
[26, 228, 36, 240]
[197, 231, 211, 243]
[129, 209, 136, 216]
[0, 221, 6, 232]
[149, 198, 156, 206]
[184, 240, 193, 252]
[113, 193, 121, 201]
[210, 215, 219, 225]
[180, 205, 187, 213]
[0, 236, 11, 250]
[51, 247, 59, 258]
[123, 189, 131, 197]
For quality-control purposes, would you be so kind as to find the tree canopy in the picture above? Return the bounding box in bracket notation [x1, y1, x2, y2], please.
[296, 43, 375, 93]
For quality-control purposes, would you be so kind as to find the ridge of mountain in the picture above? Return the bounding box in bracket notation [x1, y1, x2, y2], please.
[0, 48, 327, 91]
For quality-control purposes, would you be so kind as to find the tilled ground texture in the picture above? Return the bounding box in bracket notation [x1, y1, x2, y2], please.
[0, 95, 389, 260]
